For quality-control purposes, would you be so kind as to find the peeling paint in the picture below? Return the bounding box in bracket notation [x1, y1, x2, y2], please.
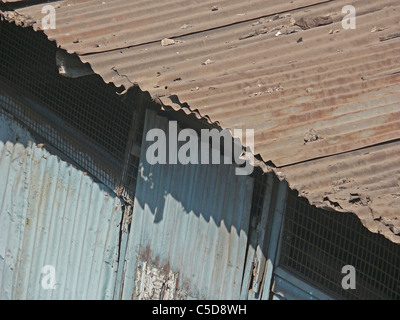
[133, 260, 182, 300]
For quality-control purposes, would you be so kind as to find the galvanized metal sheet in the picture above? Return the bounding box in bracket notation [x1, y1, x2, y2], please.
[0, 116, 124, 299]
[120, 110, 254, 299]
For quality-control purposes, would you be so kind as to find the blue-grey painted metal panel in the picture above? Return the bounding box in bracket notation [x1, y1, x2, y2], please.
[120, 110, 254, 300]
[0, 115, 124, 299]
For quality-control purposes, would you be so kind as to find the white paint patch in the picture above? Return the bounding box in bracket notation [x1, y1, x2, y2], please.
[133, 261, 181, 300]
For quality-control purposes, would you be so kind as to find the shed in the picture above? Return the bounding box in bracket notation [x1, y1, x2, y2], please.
[0, 0, 399, 300]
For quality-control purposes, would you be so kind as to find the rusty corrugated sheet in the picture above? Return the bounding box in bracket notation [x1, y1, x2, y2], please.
[0, 113, 124, 299]
[6, 0, 399, 166]
[120, 110, 254, 299]
[6, 0, 333, 54]
[1, 0, 399, 242]
[80, 0, 400, 167]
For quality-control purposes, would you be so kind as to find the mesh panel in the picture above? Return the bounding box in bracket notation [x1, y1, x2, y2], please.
[0, 21, 144, 197]
[0, 21, 132, 160]
[250, 169, 268, 222]
[125, 154, 140, 197]
[280, 190, 400, 300]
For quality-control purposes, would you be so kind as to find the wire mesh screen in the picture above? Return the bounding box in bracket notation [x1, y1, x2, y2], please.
[0, 21, 144, 197]
[249, 169, 268, 226]
[279, 190, 400, 300]
[125, 153, 140, 197]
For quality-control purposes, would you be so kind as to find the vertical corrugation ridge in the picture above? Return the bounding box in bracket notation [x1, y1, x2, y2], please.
[49, 160, 72, 300]
[20, 143, 47, 299]
[231, 181, 245, 300]
[214, 167, 237, 299]
[39, 149, 58, 298]
[85, 184, 105, 299]
[16, 143, 30, 300]
[0, 142, 15, 299]
[188, 164, 210, 298]
[167, 156, 197, 281]
[223, 176, 244, 299]
[37, 150, 61, 300]
[57, 164, 82, 299]
[69, 173, 93, 299]
[96, 196, 121, 300]
[199, 164, 229, 298]
[40, 155, 61, 300]
[176, 161, 200, 298]
[60, 164, 83, 299]
[209, 166, 235, 299]
[78, 180, 100, 300]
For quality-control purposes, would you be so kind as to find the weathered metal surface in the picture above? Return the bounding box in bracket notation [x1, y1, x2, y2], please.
[83, 1, 400, 167]
[0, 113, 124, 299]
[119, 110, 254, 299]
[1, 0, 399, 243]
[5, 0, 399, 166]
[7, 0, 332, 54]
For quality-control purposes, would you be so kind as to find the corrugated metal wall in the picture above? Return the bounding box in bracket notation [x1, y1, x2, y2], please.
[2, 108, 297, 300]
[0, 114, 124, 299]
[119, 110, 254, 300]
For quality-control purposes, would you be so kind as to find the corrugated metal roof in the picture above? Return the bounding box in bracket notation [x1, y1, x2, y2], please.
[10, 0, 332, 54]
[0, 114, 124, 299]
[6, 0, 399, 165]
[1, 0, 400, 243]
[120, 109, 254, 299]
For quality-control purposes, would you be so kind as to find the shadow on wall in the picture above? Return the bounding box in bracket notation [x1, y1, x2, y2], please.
[133, 109, 255, 234]
[126, 158, 258, 299]
[121, 110, 273, 300]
